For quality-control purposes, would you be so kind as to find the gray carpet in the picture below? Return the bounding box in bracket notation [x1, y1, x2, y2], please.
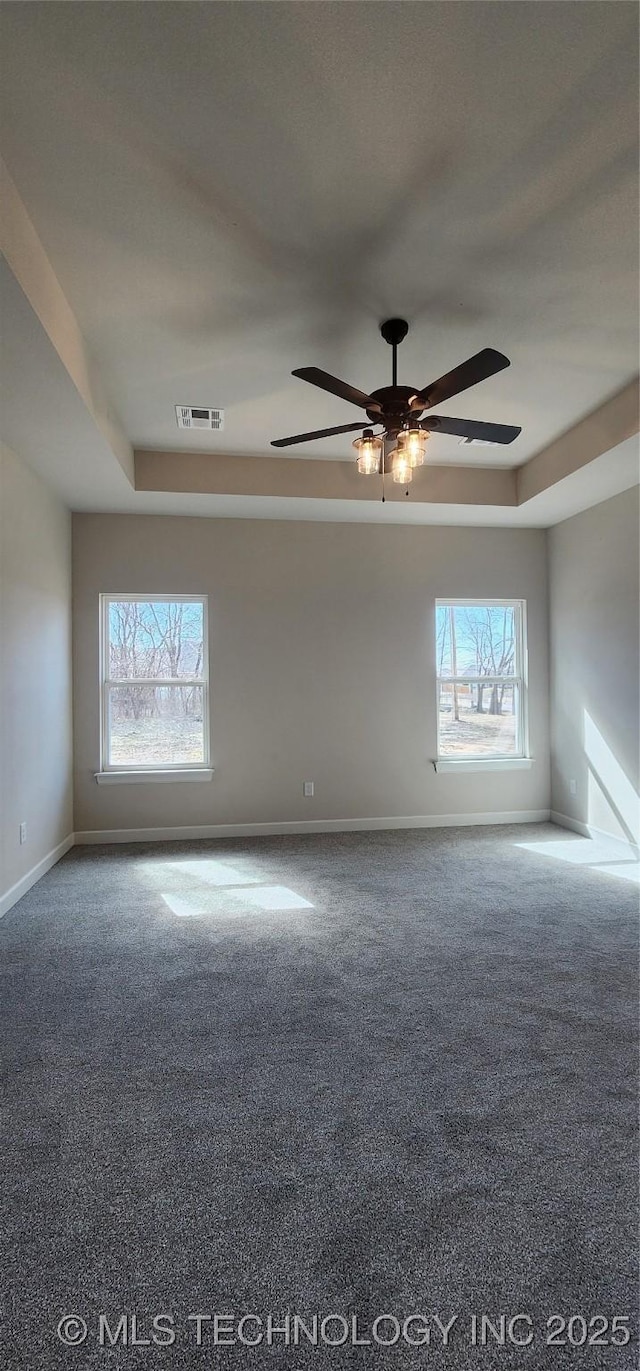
[1, 823, 638, 1369]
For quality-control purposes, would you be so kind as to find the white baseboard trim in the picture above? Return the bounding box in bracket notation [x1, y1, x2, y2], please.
[0, 834, 75, 919]
[73, 809, 550, 845]
[551, 811, 639, 859]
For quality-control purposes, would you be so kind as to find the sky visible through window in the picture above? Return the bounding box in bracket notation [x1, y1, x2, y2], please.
[108, 600, 204, 680]
[436, 603, 516, 679]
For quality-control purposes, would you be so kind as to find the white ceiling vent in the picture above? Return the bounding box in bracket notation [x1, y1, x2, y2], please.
[458, 436, 500, 448]
[175, 405, 225, 431]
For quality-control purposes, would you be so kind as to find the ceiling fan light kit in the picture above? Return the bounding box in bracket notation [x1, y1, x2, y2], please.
[271, 319, 522, 498]
[353, 423, 428, 480]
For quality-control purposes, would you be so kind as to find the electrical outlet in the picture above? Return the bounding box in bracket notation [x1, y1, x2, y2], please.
[303, 781, 314, 798]
[569, 779, 577, 796]
[19, 822, 27, 844]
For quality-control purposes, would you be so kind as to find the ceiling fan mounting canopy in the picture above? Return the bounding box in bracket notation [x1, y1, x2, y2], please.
[379, 317, 409, 348]
[270, 318, 522, 451]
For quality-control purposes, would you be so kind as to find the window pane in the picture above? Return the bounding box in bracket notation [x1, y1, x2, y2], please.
[108, 600, 204, 680]
[108, 686, 205, 766]
[436, 604, 517, 678]
[438, 681, 519, 756]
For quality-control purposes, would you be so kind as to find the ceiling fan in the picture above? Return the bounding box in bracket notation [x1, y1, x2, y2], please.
[271, 319, 521, 482]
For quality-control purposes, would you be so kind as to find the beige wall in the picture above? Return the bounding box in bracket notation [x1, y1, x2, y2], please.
[549, 486, 640, 845]
[73, 515, 549, 835]
[0, 443, 73, 905]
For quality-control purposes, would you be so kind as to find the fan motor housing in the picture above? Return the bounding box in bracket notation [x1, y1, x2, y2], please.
[366, 385, 422, 429]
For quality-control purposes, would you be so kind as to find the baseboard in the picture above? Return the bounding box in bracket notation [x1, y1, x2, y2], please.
[551, 810, 639, 859]
[73, 809, 550, 845]
[0, 834, 75, 919]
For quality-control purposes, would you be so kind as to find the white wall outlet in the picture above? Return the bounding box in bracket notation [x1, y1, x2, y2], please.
[569, 779, 577, 796]
[19, 822, 27, 844]
[303, 781, 314, 797]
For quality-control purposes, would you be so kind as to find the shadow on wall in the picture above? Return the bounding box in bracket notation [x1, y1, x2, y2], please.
[584, 710, 639, 847]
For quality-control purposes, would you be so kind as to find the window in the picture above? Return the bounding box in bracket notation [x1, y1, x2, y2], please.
[100, 596, 209, 771]
[435, 600, 527, 761]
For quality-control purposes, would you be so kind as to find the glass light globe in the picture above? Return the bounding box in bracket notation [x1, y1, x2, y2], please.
[391, 451, 413, 484]
[353, 430, 382, 475]
[397, 427, 428, 468]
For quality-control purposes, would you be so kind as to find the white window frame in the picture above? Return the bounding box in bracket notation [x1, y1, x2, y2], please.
[435, 598, 529, 767]
[99, 593, 210, 774]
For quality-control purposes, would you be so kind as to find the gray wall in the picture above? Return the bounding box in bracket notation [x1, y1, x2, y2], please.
[549, 486, 639, 844]
[72, 514, 549, 835]
[0, 443, 73, 904]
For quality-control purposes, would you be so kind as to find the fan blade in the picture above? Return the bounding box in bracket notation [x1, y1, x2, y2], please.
[421, 416, 521, 444]
[412, 349, 511, 410]
[292, 367, 382, 412]
[271, 422, 369, 448]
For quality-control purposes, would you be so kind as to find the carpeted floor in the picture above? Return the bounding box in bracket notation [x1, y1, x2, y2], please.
[1, 823, 638, 1369]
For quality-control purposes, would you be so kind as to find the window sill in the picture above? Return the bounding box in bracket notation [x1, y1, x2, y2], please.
[95, 768, 214, 785]
[433, 758, 533, 774]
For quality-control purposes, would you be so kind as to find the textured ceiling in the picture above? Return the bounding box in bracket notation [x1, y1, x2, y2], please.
[1, 1, 638, 474]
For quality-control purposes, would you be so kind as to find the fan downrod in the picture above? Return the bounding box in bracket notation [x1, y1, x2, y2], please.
[380, 318, 409, 386]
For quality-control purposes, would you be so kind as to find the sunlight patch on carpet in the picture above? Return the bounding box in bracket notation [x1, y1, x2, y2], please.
[161, 884, 314, 917]
[516, 835, 639, 884]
